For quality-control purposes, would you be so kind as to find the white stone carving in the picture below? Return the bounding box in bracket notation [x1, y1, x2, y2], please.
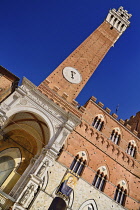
[0, 111, 7, 127]
[0, 102, 10, 112]
[19, 184, 36, 208]
[37, 160, 49, 178]
[19, 97, 27, 105]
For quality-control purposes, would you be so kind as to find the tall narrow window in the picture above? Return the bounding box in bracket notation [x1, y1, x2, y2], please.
[110, 128, 121, 145]
[126, 141, 136, 158]
[114, 185, 127, 206]
[92, 115, 104, 131]
[92, 168, 107, 192]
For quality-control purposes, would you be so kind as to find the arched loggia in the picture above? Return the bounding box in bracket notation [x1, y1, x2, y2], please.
[0, 110, 52, 194]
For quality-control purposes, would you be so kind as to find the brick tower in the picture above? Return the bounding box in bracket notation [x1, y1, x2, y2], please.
[38, 7, 131, 103]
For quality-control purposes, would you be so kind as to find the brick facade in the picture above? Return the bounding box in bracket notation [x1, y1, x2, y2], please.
[0, 66, 19, 102]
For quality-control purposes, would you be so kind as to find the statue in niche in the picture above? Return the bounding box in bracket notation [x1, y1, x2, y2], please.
[20, 184, 35, 206]
[37, 160, 49, 178]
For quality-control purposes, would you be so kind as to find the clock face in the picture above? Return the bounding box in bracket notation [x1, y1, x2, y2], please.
[62, 67, 82, 84]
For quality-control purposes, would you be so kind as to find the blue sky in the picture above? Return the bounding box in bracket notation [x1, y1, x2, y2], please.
[0, 0, 140, 120]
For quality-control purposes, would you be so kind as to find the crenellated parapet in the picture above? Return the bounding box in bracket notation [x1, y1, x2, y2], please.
[80, 96, 139, 139]
[106, 6, 132, 33]
[125, 112, 140, 138]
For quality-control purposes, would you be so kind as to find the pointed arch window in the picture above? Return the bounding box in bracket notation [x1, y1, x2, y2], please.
[92, 115, 104, 131]
[114, 185, 127, 206]
[70, 152, 87, 176]
[92, 166, 107, 192]
[126, 141, 136, 158]
[110, 128, 121, 145]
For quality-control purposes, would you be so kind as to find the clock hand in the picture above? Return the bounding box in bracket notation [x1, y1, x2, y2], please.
[71, 71, 76, 79]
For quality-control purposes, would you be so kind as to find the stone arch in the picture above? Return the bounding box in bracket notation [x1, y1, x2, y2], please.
[0, 106, 55, 193]
[5, 106, 55, 140]
[97, 165, 108, 177]
[117, 179, 128, 194]
[113, 127, 121, 135]
[77, 151, 88, 162]
[128, 140, 137, 147]
[79, 199, 98, 210]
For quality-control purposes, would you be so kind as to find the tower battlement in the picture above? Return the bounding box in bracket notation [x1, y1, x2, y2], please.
[106, 7, 132, 33]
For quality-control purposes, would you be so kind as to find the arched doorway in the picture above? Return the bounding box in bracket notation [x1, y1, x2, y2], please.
[48, 197, 67, 210]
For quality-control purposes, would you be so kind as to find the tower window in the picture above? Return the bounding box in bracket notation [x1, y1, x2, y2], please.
[120, 24, 125, 31]
[92, 170, 107, 192]
[110, 129, 120, 145]
[114, 185, 127, 206]
[126, 142, 136, 158]
[92, 116, 104, 131]
[110, 15, 114, 22]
